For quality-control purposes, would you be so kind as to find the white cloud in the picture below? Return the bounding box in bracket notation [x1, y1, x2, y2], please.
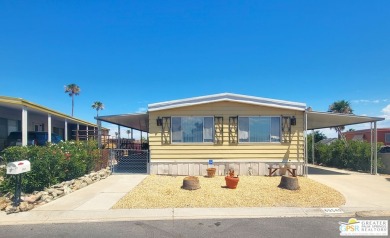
[352, 99, 389, 104]
[377, 104, 390, 128]
[316, 128, 338, 139]
[136, 107, 147, 113]
[103, 124, 146, 139]
[381, 104, 390, 119]
[345, 123, 371, 131]
[378, 119, 390, 128]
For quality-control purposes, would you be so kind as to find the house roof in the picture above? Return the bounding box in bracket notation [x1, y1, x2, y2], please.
[148, 93, 307, 112]
[0, 96, 98, 127]
[317, 138, 338, 145]
[343, 128, 390, 134]
[96, 93, 385, 133]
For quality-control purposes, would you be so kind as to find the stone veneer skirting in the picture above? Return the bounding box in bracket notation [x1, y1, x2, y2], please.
[150, 161, 304, 176]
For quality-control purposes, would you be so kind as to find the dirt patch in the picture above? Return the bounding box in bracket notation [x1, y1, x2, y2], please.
[112, 175, 345, 209]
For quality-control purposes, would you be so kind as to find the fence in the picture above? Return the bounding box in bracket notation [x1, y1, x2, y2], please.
[110, 149, 149, 174]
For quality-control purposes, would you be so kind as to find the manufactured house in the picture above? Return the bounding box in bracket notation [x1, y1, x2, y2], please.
[148, 93, 306, 176]
[97, 93, 384, 176]
[0, 96, 104, 150]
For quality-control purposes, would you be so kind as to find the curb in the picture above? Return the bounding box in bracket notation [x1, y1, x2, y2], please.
[355, 210, 390, 217]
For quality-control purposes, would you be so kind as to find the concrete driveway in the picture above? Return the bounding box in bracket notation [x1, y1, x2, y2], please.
[308, 165, 390, 210]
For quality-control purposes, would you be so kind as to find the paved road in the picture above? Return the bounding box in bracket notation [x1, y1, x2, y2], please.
[1, 217, 389, 238]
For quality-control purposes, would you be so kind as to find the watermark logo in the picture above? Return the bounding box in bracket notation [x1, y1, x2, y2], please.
[339, 218, 388, 236]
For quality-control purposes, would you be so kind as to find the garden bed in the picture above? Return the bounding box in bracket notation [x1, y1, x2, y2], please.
[112, 175, 345, 209]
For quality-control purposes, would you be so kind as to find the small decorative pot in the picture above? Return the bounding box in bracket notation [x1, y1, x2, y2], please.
[225, 176, 239, 189]
[206, 168, 216, 177]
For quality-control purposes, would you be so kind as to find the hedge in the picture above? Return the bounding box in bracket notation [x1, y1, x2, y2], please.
[0, 140, 101, 194]
[310, 140, 384, 172]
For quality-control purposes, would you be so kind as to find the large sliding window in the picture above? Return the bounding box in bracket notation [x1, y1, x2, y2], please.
[238, 116, 281, 143]
[172, 117, 214, 143]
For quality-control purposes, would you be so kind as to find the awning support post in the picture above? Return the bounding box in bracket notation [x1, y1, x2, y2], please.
[304, 111, 308, 177]
[22, 106, 28, 146]
[64, 119, 68, 141]
[117, 125, 121, 149]
[48, 114, 52, 143]
[312, 130, 315, 165]
[97, 120, 102, 148]
[374, 121, 378, 175]
[370, 122, 373, 174]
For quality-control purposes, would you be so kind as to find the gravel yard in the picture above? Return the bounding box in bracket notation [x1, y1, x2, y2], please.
[112, 175, 345, 209]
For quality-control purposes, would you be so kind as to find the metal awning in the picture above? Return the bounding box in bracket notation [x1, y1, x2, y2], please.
[307, 111, 384, 130]
[97, 113, 149, 132]
[96, 111, 385, 134]
[306, 111, 384, 176]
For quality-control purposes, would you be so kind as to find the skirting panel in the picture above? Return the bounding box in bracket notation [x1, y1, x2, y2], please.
[150, 162, 304, 176]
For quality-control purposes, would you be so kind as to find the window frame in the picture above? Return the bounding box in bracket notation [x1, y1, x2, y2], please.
[171, 116, 214, 144]
[238, 116, 281, 143]
[385, 133, 390, 143]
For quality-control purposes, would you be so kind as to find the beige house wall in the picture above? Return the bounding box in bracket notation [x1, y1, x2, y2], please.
[148, 101, 305, 176]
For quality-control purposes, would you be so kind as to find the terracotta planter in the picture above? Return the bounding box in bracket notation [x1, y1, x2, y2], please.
[225, 176, 239, 189]
[206, 168, 216, 177]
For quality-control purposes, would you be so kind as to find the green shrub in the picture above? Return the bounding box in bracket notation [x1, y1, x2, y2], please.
[0, 140, 100, 194]
[314, 140, 383, 172]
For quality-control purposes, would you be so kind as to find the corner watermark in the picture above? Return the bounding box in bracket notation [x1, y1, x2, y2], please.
[339, 218, 388, 236]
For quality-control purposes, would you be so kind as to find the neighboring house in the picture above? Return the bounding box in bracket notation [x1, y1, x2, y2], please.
[0, 96, 103, 150]
[317, 138, 338, 145]
[98, 93, 384, 176]
[343, 128, 390, 145]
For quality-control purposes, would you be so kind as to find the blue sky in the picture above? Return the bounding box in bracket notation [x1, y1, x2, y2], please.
[1, 1, 389, 138]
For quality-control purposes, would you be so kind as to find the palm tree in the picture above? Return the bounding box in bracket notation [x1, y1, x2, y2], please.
[64, 84, 81, 117]
[126, 129, 131, 139]
[328, 100, 353, 141]
[328, 100, 353, 114]
[91, 101, 104, 118]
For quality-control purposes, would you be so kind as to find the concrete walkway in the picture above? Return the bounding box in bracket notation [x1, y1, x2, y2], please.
[1, 167, 390, 225]
[33, 175, 147, 211]
[308, 165, 390, 209]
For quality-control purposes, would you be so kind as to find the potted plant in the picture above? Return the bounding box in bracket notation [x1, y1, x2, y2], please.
[225, 168, 239, 189]
[206, 167, 216, 177]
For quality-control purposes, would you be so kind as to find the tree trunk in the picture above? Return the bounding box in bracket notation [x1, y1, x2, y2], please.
[278, 175, 300, 190]
[182, 176, 200, 190]
[71, 94, 74, 117]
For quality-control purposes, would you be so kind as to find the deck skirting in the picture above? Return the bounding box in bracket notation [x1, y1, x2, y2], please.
[150, 161, 303, 176]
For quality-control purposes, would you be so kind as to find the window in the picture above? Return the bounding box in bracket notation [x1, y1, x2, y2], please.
[8, 119, 20, 133]
[385, 133, 390, 143]
[172, 117, 214, 143]
[238, 116, 281, 143]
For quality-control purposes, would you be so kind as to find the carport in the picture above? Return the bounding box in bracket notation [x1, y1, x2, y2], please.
[96, 113, 148, 147]
[96, 113, 149, 174]
[305, 111, 384, 175]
